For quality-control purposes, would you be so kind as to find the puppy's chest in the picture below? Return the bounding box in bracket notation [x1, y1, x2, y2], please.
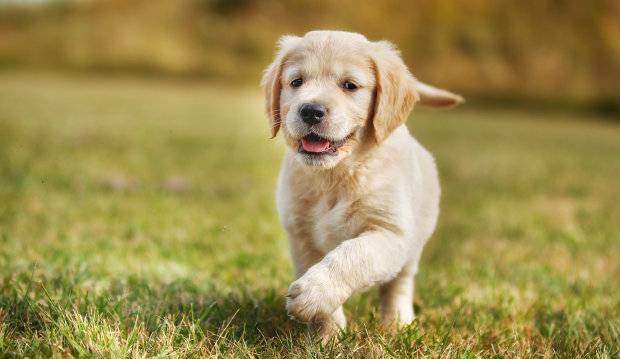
[289, 193, 364, 253]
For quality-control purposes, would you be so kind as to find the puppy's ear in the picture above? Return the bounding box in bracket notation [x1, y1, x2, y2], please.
[370, 41, 419, 143]
[261, 35, 300, 138]
[413, 79, 464, 108]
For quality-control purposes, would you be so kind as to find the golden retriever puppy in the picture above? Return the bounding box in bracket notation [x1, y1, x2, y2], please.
[262, 30, 463, 338]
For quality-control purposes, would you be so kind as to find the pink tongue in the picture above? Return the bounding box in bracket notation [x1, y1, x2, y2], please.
[301, 138, 330, 153]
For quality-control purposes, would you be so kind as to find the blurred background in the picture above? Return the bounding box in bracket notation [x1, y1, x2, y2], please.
[1, 0, 619, 356]
[1, 0, 619, 112]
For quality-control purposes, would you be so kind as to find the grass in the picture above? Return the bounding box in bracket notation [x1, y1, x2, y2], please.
[0, 71, 618, 357]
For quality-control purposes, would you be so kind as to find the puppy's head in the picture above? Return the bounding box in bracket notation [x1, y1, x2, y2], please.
[262, 30, 463, 169]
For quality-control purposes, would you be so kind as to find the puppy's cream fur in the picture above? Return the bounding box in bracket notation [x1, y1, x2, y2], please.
[262, 30, 463, 338]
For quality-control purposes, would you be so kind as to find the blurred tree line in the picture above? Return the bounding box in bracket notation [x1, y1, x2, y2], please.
[1, 0, 619, 110]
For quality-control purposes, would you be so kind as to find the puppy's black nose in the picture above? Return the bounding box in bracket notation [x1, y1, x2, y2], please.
[299, 103, 326, 125]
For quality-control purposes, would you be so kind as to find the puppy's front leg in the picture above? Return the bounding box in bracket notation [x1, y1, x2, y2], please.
[289, 237, 347, 338]
[286, 230, 409, 323]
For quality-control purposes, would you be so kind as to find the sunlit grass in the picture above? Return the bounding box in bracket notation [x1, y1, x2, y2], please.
[0, 71, 618, 357]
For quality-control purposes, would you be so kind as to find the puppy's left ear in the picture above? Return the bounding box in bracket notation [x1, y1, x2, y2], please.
[261, 35, 300, 138]
[370, 41, 419, 143]
[370, 41, 464, 143]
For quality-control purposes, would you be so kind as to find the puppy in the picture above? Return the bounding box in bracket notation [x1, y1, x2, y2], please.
[261, 30, 463, 338]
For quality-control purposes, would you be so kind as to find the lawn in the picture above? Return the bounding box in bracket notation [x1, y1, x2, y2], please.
[0, 71, 618, 357]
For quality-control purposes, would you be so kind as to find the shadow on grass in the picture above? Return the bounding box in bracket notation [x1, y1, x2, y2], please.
[146, 280, 302, 343]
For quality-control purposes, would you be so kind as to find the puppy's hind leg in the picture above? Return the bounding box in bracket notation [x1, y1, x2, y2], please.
[379, 261, 417, 329]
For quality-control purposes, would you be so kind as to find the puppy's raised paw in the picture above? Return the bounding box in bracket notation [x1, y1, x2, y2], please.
[286, 266, 345, 323]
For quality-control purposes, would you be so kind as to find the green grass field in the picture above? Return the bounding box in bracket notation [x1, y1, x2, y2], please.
[0, 72, 618, 357]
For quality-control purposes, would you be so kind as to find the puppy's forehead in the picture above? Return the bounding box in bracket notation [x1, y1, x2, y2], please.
[284, 36, 372, 79]
[303, 30, 369, 43]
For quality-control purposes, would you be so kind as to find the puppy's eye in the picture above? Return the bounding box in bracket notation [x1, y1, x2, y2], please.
[290, 78, 303, 88]
[342, 81, 358, 91]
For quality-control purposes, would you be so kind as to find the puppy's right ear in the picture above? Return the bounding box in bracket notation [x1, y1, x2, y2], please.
[261, 35, 300, 138]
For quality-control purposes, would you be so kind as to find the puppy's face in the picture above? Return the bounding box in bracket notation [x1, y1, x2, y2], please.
[263, 31, 463, 169]
[279, 38, 374, 168]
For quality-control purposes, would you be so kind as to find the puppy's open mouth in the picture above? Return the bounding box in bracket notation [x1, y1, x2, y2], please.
[298, 132, 353, 156]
